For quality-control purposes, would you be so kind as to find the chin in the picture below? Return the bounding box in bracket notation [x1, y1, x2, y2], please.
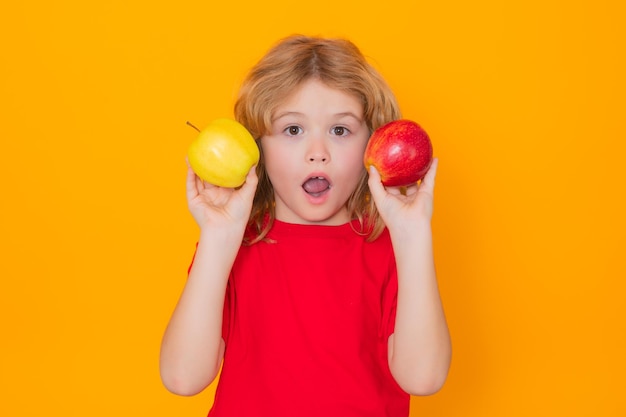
[277, 206, 350, 226]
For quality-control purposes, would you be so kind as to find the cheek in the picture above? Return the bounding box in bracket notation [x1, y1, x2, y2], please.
[347, 139, 369, 169]
[261, 140, 292, 178]
[337, 145, 368, 185]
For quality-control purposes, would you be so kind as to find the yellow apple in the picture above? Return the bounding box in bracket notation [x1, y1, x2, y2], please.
[187, 118, 260, 188]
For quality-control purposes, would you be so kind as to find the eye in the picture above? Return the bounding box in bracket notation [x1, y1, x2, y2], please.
[284, 125, 303, 136]
[331, 126, 350, 137]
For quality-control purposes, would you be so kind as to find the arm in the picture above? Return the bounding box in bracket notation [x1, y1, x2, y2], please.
[159, 164, 257, 396]
[368, 159, 451, 395]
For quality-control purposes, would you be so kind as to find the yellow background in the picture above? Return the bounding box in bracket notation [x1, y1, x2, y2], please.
[1, 0, 624, 415]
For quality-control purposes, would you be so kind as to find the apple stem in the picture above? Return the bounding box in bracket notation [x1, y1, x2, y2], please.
[186, 121, 201, 133]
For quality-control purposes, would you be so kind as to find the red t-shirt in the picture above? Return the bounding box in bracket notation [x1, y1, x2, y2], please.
[207, 219, 409, 416]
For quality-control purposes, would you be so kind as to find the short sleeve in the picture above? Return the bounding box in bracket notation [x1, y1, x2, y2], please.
[380, 253, 399, 339]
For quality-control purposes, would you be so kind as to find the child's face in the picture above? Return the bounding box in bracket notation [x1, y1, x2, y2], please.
[260, 78, 370, 226]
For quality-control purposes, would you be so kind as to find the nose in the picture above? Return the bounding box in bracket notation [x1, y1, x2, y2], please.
[306, 137, 330, 164]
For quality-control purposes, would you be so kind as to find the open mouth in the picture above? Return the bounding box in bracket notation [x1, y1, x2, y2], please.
[302, 176, 331, 197]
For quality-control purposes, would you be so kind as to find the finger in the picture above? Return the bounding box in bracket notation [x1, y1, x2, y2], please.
[367, 165, 387, 204]
[185, 156, 207, 191]
[427, 157, 439, 181]
[419, 158, 438, 193]
[186, 164, 200, 201]
[196, 174, 206, 192]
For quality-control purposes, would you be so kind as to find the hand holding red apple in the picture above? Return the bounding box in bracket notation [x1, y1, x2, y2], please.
[367, 155, 438, 235]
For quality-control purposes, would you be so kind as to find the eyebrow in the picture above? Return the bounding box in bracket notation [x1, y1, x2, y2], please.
[335, 112, 364, 122]
[272, 111, 364, 123]
[272, 111, 302, 122]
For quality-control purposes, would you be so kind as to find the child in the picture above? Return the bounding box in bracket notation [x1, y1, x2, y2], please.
[160, 35, 451, 416]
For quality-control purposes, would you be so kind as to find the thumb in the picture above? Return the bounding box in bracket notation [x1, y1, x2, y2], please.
[238, 165, 259, 200]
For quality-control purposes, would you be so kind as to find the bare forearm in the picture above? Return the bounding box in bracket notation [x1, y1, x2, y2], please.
[388, 221, 451, 395]
[160, 229, 241, 395]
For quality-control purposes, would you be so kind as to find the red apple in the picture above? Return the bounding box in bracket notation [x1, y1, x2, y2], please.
[364, 119, 433, 187]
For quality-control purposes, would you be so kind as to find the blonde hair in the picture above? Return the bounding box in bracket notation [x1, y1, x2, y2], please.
[234, 35, 401, 244]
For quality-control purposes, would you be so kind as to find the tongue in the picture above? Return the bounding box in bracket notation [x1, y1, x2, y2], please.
[303, 177, 330, 194]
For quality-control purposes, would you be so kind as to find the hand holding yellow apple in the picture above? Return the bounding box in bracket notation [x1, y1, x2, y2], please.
[187, 118, 260, 188]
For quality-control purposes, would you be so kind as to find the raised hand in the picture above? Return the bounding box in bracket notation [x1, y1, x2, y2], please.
[371, 157, 451, 395]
